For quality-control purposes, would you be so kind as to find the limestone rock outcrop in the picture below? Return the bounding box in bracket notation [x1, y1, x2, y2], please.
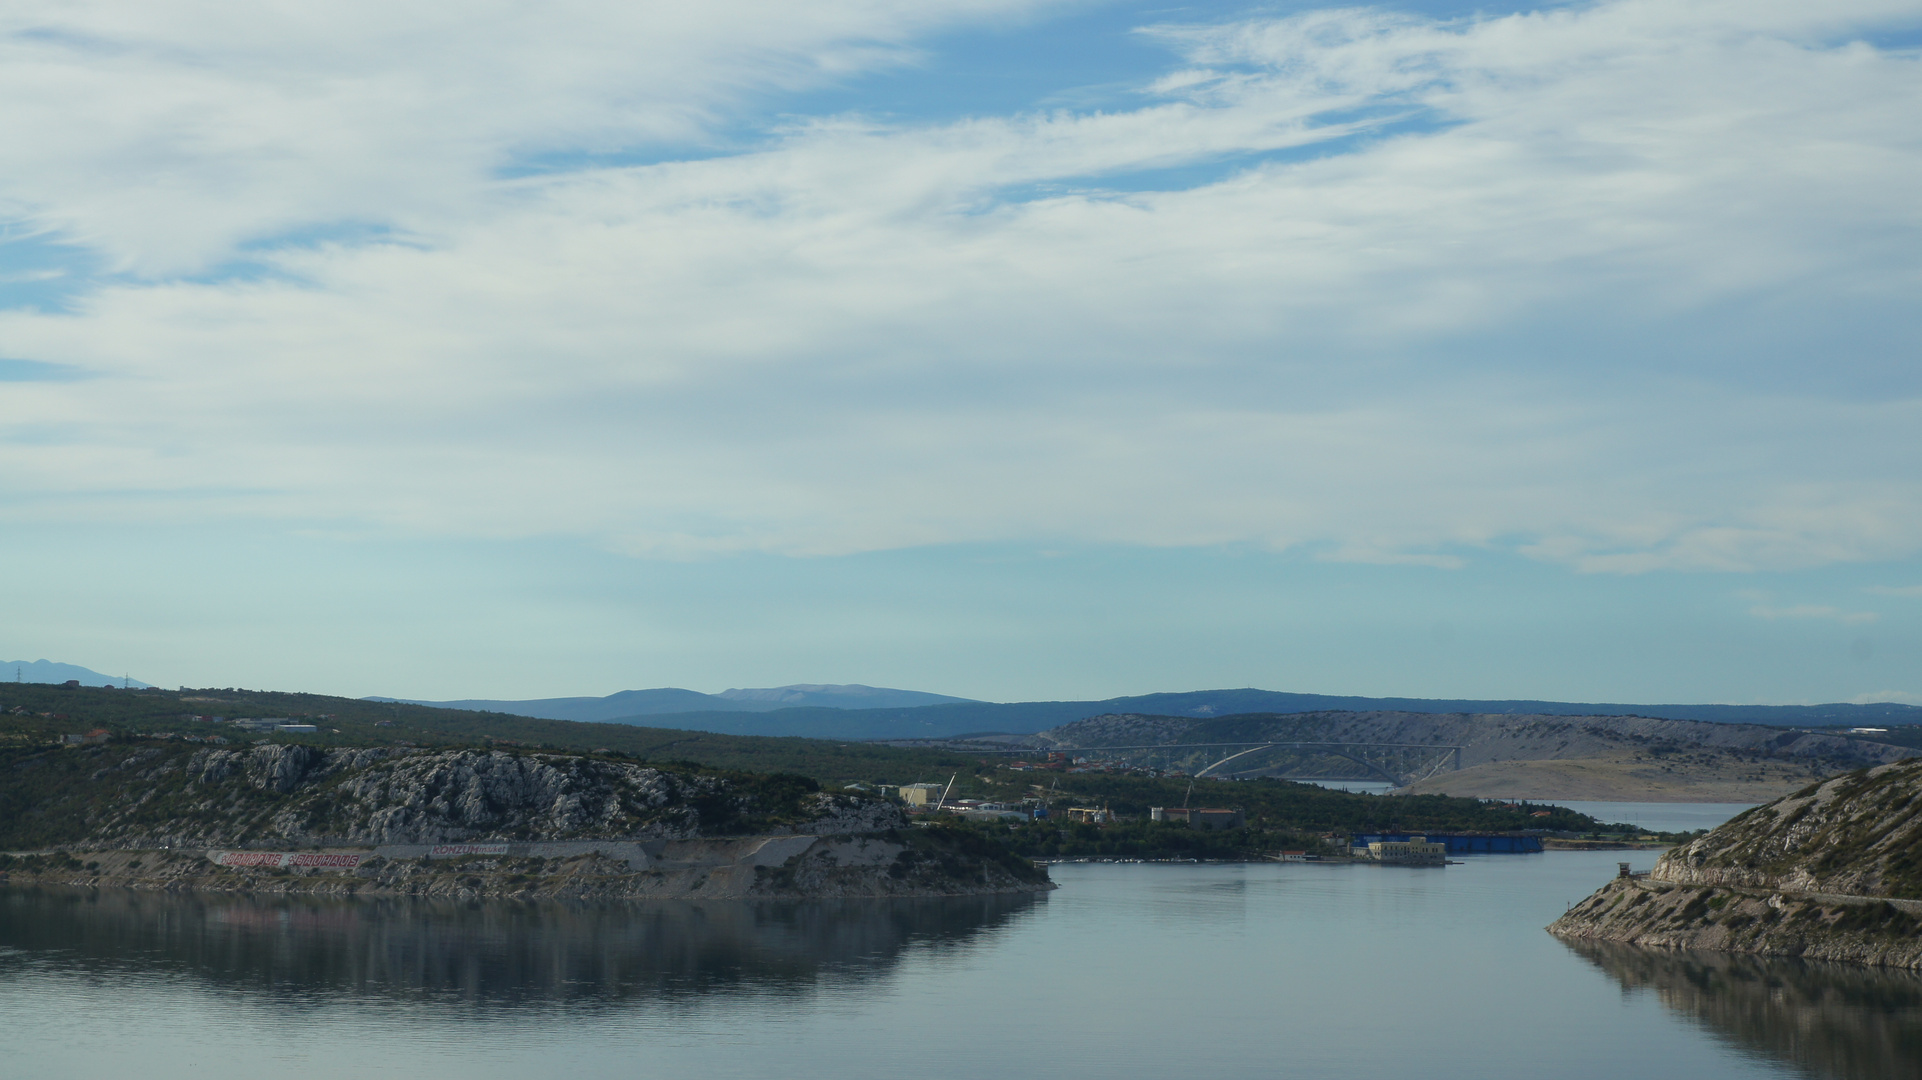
[27, 743, 903, 848]
[1652, 762, 1922, 898]
[1549, 760, 1922, 967]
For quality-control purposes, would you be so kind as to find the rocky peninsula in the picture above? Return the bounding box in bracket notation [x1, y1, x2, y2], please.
[1549, 759, 1922, 967]
[0, 742, 1052, 900]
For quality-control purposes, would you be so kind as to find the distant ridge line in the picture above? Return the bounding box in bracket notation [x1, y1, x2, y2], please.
[375, 685, 1922, 742]
[2, 659, 153, 689]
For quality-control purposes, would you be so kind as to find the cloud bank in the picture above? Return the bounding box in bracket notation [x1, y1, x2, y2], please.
[2, 0, 1920, 572]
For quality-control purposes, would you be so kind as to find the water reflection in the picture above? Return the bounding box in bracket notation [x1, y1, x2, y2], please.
[1565, 940, 1922, 1080]
[0, 887, 1043, 1010]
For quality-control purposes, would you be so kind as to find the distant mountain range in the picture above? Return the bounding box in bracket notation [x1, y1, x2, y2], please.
[371, 683, 982, 722]
[373, 685, 1922, 741]
[2, 660, 153, 689]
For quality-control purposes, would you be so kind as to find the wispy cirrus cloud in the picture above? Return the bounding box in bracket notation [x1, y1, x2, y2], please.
[0, 0, 1920, 576]
[0, 0, 1063, 274]
[1748, 603, 1880, 625]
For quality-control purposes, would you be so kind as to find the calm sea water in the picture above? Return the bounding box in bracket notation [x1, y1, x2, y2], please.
[1300, 779, 1401, 794]
[1554, 801, 1760, 833]
[4, 852, 1918, 1080]
[1295, 783, 1759, 834]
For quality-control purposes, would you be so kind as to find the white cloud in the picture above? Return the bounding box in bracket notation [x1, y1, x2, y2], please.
[0, 0, 1057, 273]
[1866, 585, 1922, 597]
[1748, 604, 1880, 625]
[1, 0, 1920, 571]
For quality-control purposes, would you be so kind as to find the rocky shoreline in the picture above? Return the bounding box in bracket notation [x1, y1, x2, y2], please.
[1, 829, 1055, 901]
[0, 743, 1053, 901]
[1548, 761, 1922, 968]
[1548, 875, 1922, 968]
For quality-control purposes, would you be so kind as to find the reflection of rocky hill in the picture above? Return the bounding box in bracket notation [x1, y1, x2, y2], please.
[1035, 711, 1911, 799]
[0, 886, 1042, 1008]
[1565, 939, 1922, 1080]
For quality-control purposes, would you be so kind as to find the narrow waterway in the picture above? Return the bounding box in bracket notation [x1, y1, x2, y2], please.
[1296, 781, 1759, 834]
[4, 852, 1916, 1079]
[1551, 800, 1759, 833]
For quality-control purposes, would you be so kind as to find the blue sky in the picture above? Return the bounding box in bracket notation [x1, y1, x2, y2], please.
[1, 0, 1919, 704]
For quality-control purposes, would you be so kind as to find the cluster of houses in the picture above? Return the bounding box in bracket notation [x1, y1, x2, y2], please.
[1149, 806, 1246, 829]
[56, 717, 324, 747]
[186, 715, 321, 734]
[887, 783, 1045, 821]
[858, 780, 1259, 831]
[1002, 753, 1186, 779]
[855, 778, 1488, 868]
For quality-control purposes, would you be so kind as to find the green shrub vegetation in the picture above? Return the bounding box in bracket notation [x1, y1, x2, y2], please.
[0, 682, 987, 781]
[0, 682, 1642, 857]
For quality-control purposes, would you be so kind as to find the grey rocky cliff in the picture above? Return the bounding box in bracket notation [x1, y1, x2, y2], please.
[5, 825, 1053, 902]
[1549, 760, 1922, 967]
[781, 792, 908, 836]
[1547, 876, 1922, 969]
[0, 741, 1050, 901]
[70, 744, 900, 848]
[1649, 761, 1922, 897]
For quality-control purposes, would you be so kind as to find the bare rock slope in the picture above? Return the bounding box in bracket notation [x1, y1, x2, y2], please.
[1035, 710, 1913, 799]
[45, 743, 798, 846]
[1548, 760, 1922, 968]
[0, 742, 1050, 899]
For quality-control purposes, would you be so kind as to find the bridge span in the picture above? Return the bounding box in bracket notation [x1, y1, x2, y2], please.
[871, 739, 1464, 787]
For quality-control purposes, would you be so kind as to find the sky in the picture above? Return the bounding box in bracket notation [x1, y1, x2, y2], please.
[2, 0, 1920, 705]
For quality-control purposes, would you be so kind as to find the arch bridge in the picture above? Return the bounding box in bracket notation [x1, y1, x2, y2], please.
[944, 741, 1464, 788]
[1188, 741, 1463, 786]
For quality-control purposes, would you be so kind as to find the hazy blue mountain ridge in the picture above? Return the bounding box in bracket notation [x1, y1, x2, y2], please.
[2, 660, 153, 689]
[714, 685, 980, 709]
[378, 686, 1922, 741]
[376, 683, 981, 722]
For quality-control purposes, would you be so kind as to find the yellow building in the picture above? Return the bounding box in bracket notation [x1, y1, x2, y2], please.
[899, 783, 946, 807]
[1368, 836, 1447, 866]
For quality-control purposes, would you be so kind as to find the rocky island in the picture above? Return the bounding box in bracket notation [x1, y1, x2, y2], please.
[0, 741, 1052, 900]
[1549, 759, 1922, 967]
